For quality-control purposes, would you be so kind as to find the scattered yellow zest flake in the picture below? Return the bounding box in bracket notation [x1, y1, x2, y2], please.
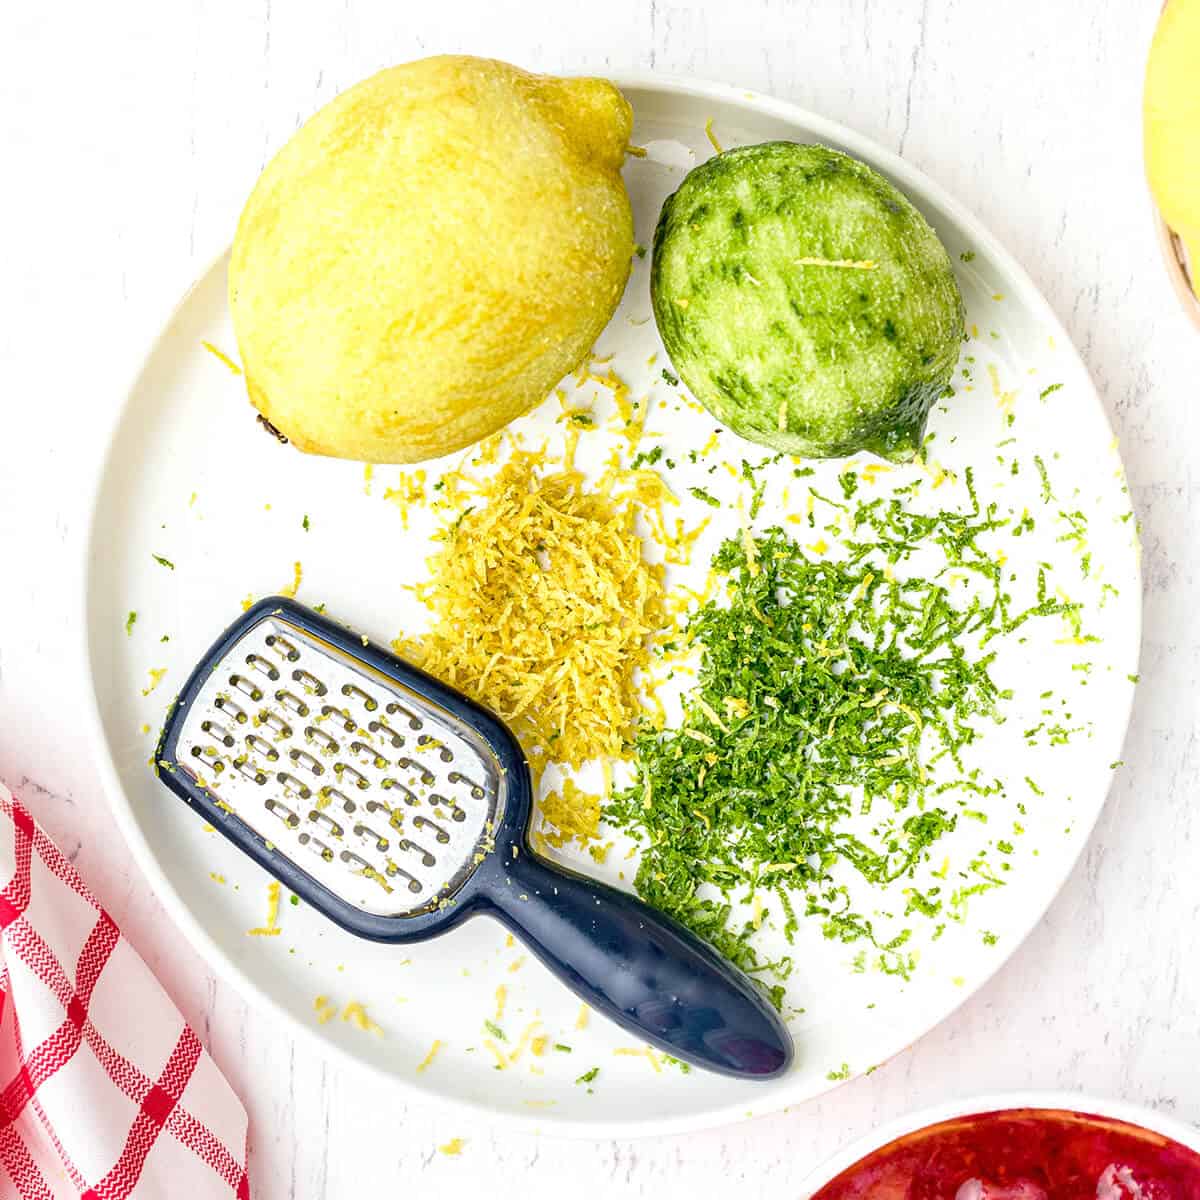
[313, 995, 338, 1025]
[483, 1039, 508, 1070]
[576, 1004, 590, 1031]
[971, 323, 980, 338]
[722, 696, 750, 720]
[987, 363, 1018, 418]
[808, 539, 829, 556]
[992, 292, 1005, 302]
[201, 340, 243, 375]
[614, 1045, 663, 1072]
[141, 668, 167, 697]
[363, 463, 374, 495]
[279, 561, 303, 600]
[416, 1039, 443, 1073]
[188, 491, 198, 507]
[140, 723, 152, 735]
[504, 933, 515, 949]
[240, 593, 254, 612]
[795, 256, 878, 270]
[412, 450, 669, 770]
[383, 469, 427, 530]
[704, 117, 724, 154]
[508, 955, 526, 973]
[675, 296, 690, 308]
[341, 1001, 384, 1036]
[540, 779, 601, 849]
[751, 893, 765, 929]
[493, 985, 507, 1024]
[531, 1035, 548, 1057]
[507, 1020, 543, 1064]
[951, 976, 965, 987]
[208, 872, 226, 885]
[625, 143, 648, 158]
[247, 881, 282, 936]
[438, 1138, 465, 1157]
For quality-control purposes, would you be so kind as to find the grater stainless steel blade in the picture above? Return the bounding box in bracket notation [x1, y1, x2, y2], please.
[156, 597, 793, 1080]
[173, 612, 498, 917]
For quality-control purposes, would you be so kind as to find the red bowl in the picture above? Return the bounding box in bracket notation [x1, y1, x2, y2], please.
[803, 1094, 1200, 1199]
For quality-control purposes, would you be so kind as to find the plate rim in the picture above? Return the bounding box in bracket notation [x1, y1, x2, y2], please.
[796, 1090, 1200, 1195]
[78, 69, 1143, 1140]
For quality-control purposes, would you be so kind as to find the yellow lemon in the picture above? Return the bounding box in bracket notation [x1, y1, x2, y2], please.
[230, 56, 634, 463]
[1145, 0, 1200, 294]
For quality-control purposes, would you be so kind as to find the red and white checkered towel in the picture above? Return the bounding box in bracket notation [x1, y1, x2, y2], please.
[0, 782, 250, 1199]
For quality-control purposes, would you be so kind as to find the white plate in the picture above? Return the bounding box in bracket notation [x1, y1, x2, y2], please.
[799, 1091, 1200, 1195]
[82, 74, 1140, 1137]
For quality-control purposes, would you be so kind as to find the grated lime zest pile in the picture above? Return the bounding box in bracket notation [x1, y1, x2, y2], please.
[607, 479, 1085, 999]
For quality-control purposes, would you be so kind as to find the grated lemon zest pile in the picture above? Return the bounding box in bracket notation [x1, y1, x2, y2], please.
[540, 779, 601, 849]
[313, 995, 337, 1025]
[248, 881, 282, 936]
[410, 449, 669, 772]
[438, 1138, 465, 1156]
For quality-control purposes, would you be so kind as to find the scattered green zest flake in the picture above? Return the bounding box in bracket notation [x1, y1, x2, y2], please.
[688, 486, 721, 508]
[152, 554, 175, 570]
[826, 1063, 852, 1081]
[289, 894, 299, 906]
[483, 1020, 506, 1041]
[575, 1067, 600, 1085]
[125, 611, 137, 636]
[631, 446, 664, 470]
[661, 368, 680, 387]
[160, 634, 170, 643]
[1034, 456, 1052, 503]
[553, 1043, 572, 1053]
[313, 602, 326, 614]
[608, 495, 1073, 993]
[959, 250, 976, 262]
[1025, 777, 1044, 797]
[983, 930, 998, 945]
[1039, 383, 1064, 400]
[634, 243, 647, 259]
[838, 469, 859, 500]
[663, 1055, 692, 1074]
[1110, 760, 1124, 770]
[302, 514, 310, 531]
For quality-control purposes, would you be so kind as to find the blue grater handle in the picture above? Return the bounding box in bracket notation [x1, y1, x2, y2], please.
[483, 847, 792, 1079]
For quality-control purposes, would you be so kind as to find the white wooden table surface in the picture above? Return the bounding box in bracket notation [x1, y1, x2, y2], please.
[2, 1, 1198, 1195]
